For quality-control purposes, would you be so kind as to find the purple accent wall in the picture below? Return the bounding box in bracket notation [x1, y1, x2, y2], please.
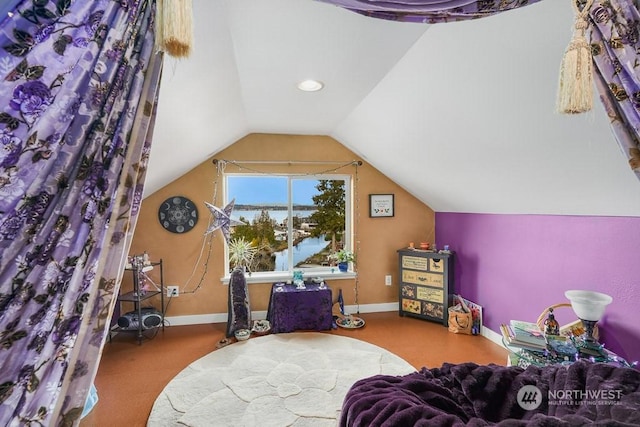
[435, 212, 640, 362]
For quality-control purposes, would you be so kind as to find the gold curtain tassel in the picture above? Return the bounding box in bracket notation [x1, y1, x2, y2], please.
[155, 0, 193, 58]
[556, 0, 595, 114]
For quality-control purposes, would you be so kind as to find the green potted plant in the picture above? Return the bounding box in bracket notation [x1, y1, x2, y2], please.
[334, 249, 355, 272]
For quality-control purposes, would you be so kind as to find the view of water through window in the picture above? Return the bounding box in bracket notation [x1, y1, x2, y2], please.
[273, 235, 328, 271]
[234, 210, 315, 224]
[234, 209, 328, 270]
[227, 175, 349, 273]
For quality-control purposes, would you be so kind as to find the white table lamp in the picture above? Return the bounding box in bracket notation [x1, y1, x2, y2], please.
[565, 290, 612, 354]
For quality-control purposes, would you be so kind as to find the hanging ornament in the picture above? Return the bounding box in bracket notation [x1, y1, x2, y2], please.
[204, 198, 245, 243]
[556, 0, 595, 114]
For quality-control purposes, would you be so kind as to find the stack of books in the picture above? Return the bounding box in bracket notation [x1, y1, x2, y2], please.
[500, 320, 547, 351]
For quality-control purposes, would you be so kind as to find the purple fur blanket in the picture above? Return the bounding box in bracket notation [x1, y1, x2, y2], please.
[340, 361, 640, 426]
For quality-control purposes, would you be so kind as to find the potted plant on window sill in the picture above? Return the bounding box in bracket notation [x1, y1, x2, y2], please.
[333, 249, 355, 273]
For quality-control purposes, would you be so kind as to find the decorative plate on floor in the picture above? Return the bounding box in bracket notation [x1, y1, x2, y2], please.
[158, 196, 198, 233]
[336, 316, 365, 329]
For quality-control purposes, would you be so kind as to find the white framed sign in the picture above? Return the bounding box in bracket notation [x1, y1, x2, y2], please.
[369, 194, 394, 218]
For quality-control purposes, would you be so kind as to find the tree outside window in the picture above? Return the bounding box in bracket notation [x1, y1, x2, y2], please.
[309, 179, 345, 254]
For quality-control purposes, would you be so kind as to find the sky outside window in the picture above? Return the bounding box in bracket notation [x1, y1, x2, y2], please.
[227, 176, 319, 205]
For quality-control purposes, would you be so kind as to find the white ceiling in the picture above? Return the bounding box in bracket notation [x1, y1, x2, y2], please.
[148, 0, 640, 216]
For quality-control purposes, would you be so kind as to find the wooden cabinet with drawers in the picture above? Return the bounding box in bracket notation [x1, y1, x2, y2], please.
[398, 248, 454, 326]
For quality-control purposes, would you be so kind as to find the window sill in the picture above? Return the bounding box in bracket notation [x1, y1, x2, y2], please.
[221, 270, 357, 285]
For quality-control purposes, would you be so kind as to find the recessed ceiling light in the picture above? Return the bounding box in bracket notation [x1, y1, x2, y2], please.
[297, 79, 324, 92]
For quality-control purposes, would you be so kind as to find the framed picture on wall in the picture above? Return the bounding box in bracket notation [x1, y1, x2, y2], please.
[369, 194, 394, 217]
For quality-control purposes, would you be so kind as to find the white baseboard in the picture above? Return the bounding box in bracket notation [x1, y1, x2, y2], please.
[164, 311, 266, 326]
[164, 302, 400, 327]
[344, 302, 398, 315]
[164, 303, 504, 351]
[481, 325, 503, 347]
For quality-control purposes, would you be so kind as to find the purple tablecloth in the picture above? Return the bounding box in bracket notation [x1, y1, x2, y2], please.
[267, 283, 333, 333]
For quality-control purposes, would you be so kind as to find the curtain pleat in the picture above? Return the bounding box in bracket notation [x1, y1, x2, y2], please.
[0, 0, 161, 425]
[54, 51, 164, 423]
[589, 0, 640, 181]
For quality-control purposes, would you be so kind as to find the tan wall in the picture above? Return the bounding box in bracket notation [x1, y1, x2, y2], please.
[124, 134, 435, 318]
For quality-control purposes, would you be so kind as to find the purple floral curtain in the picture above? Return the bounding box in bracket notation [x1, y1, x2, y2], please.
[315, 0, 544, 23]
[0, 0, 161, 425]
[589, 0, 640, 181]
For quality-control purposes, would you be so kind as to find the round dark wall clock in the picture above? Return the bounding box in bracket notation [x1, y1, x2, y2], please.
[158, 196, 198, 233]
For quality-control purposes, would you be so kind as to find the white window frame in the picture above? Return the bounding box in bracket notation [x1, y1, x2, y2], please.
[222, 173, 354, 284]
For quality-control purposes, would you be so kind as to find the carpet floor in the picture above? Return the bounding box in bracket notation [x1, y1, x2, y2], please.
[147, 332, 415, 426]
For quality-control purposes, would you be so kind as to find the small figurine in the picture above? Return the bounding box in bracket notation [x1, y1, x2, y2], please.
[293, 270, 305, 289]
[544, 307, 560, 336]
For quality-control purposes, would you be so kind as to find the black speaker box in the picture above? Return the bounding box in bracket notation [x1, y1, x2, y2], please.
[117, 307, 162, 330]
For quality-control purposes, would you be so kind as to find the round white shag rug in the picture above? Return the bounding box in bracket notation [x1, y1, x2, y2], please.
[147, 332, 415, 427]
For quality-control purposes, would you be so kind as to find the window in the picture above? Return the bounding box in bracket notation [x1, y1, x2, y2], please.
[225, 174, 351, 278]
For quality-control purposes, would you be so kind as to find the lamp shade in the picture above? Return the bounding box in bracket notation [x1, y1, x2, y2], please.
[565, 290, 612, 321]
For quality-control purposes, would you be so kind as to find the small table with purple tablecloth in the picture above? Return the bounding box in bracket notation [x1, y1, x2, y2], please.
[267, 283, 333, 333]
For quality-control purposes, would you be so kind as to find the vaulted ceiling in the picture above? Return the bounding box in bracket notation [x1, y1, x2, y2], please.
[147, 0, 640, 216]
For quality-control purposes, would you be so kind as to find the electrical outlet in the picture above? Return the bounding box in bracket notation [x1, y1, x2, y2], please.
[167, 286, 179, 297]
[385, 275, 392, 286]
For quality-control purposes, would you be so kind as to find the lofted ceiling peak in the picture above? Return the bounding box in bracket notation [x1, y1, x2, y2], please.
[147, 0, 640, 216]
